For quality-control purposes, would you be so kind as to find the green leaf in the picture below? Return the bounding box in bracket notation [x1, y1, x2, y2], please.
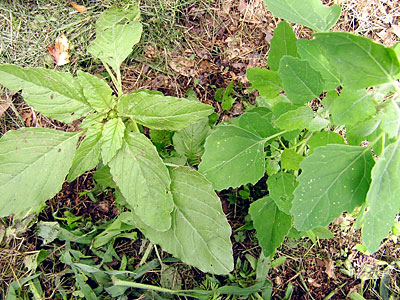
[93, 165, 116, 189]
[278, 56, 323, 105]
[281, 149, 303, 170]
[88, 11, 143, 74]
[331, 88, 376, 127]
[173, 118, 211, 165]
[380, 100, 400, 138]
[0, 128, 79, 217]
[263, 0, 341, 32]
[363, 139, 400, 253]
[118, 92, 213, 131]
[0, 65, 91, 123]
[249, 196, 292, 257]
[296, 39, 342, 91]
[67, 124, 103, 182]
[246, 68, 282, 99]
[268, 21, 299, 71]
[346, 115, 382, 146]
[95, 6, 140, 32]
[267, 172, 297, 214]
[238, 107, 280, 138]
[109, 132, 173, 231]
[275, 106, 314, 131]
[100, 118, 125, 164]
[304, 227, 334, 239]
[222, 81, 235, 110]
[272, 101, 297, 119]
[198, 125, 266, 190]
[314, 32, 400, 89]
[307, 116, 330, 132]
[292, 145, 374, 231]
[131, 167, 233, 274]
[80, 113, 106, 129]
[307, 131, 345, 154]
[77, 71, 114, 112]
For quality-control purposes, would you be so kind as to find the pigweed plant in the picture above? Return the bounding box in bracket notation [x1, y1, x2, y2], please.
[199, 0, 400, 257]
[0, 6, 233, 274]
[0, 0, 400, 280]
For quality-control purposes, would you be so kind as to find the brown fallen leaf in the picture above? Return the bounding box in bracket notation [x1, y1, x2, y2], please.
[48, 34, 70, 66]
[0, 97, 11, 118]
[68, 0, 87, 13]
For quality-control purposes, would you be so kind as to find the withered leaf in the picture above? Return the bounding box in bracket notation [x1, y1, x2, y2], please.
[48, 34, 70, 66]
[68, 0, 87, 13]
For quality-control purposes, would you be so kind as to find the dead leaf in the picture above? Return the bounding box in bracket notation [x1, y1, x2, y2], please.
[48, 34, 70, 66]
[68, 0, 87, 13]
[169, 56, 196, 77]
[0, 97, 11, 117]
[324, 260, 336, 279]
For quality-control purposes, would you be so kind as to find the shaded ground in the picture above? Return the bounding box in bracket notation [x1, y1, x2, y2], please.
[1, 0, 400, 299]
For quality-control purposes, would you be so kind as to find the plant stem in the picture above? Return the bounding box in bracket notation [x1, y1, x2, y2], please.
[116, 67, 123, 96]
[130, 119, 140, 133]
[102, 61, 120, 94]
[111, 276, 196, 297]
[263, 130, 288, 144]
[139, 241, 153, 266]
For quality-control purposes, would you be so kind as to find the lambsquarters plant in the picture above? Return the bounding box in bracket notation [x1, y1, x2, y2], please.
[0, 6, 233, 275]
[199, 0, 400, 257]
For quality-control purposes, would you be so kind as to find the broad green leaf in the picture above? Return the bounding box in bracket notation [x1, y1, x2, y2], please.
[314, 33, 400, 89]
[266, 159, 280, 176]
[263, 0, 341, 32]
[100, 118, 125, 164]
[331, 88, 376, 127]
[380, 100, 400, 138]
[268, 21, 299, 72]
[131, 167, 233, 274]
[95, 5, 140, 32]
[275, 106, 314, 131]
[0, 128, 79, 217]
[272, 101, 297, 119]
[307, 116, 330, 132]
[198, 125, 266, 190]
[88, 14, 142, 74]
[257, 94, 289, 110]
[238, 107, 279, 138]
[67, 124, 103, 182]
[278, 56, 323, 105]
[80, 113, 106, 129]
[296, 39, 342, 91]
[246, 68, 282, 99]
[173, 118, 211, 165]
[292, 145, 374, 231]
[267, 172, 297, 214]
[346, 115, 382, 146]
[272, 101, 303, 140]
[109, 132, 173, 231]
[281, 149, 303, 170]
[118, 92, 213, 131]
[0, 65, 91, 123]
[363, 139, 400, 253]
[307, 131, 345, 154]
[249, 196, 292, 257]
[77, 71, 114, 112]
[93, 165, 117, 189]
[321, 90, 338, 113]
[149, 129, 172, 152]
